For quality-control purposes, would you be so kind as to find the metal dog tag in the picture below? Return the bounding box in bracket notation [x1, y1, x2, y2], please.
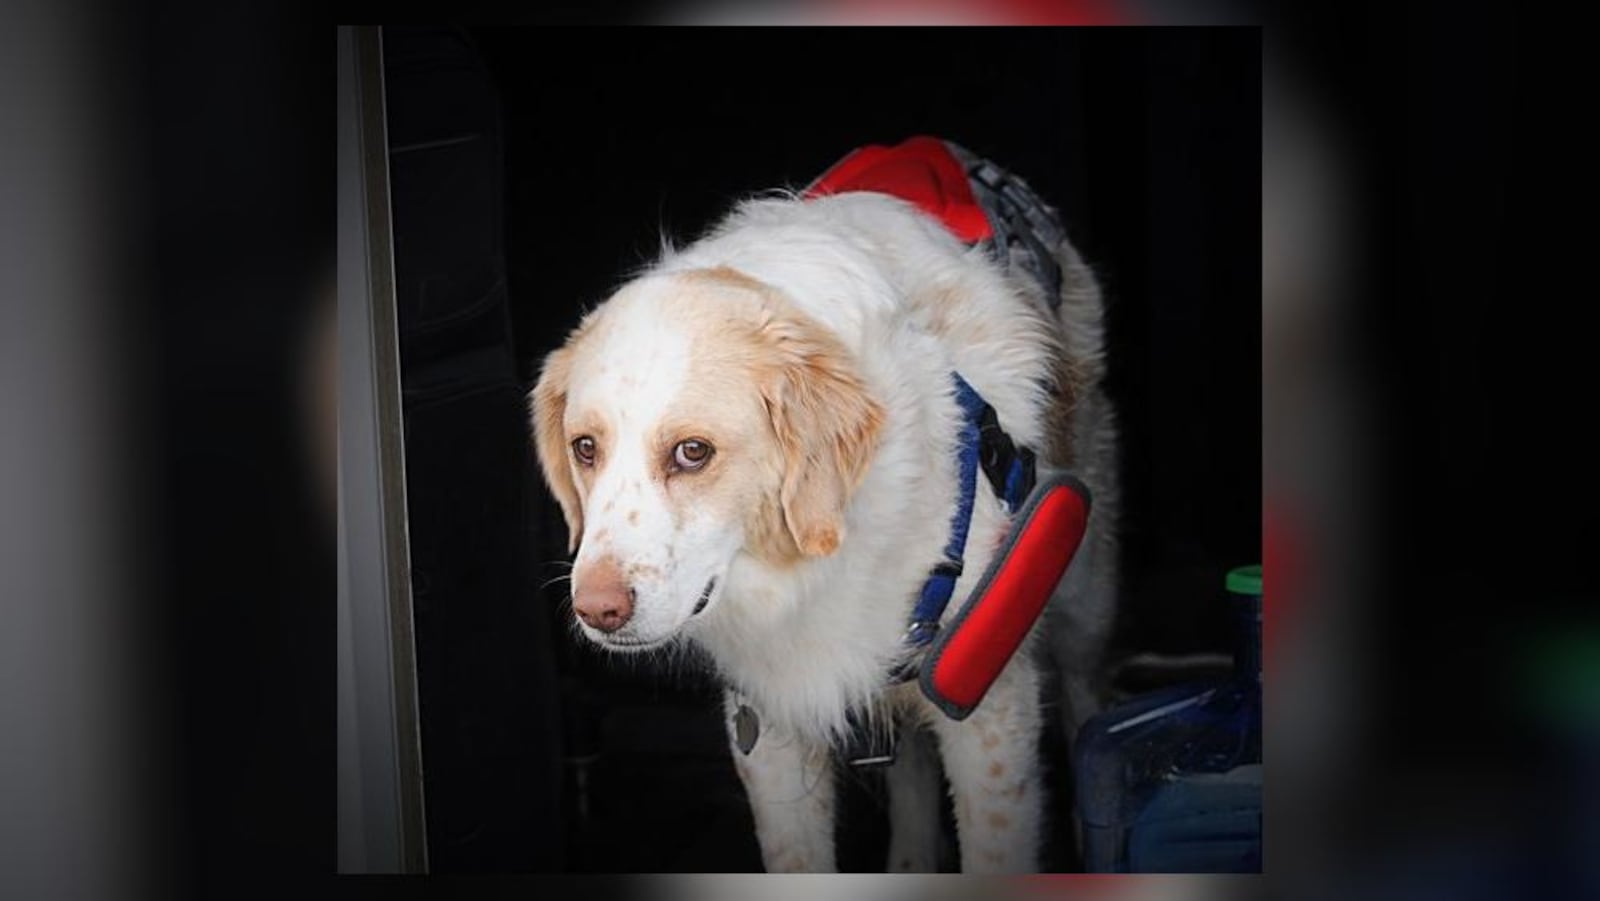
[734, 704, 759, 755]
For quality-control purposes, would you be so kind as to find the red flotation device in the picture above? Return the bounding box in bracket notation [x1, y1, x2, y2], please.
[803, 135, 995, 243]
[922, 473, 1091, 719]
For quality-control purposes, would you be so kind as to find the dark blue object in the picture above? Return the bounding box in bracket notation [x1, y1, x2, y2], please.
[1075, 565, 1263, 872]
[906, 374, 987, 642]
[905, 373, 1035, 645]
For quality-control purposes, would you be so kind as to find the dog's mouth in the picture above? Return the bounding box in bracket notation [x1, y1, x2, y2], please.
[593, 577, 718, 653]
[691, 577, 717, 616]
[597, 633, 674, 651]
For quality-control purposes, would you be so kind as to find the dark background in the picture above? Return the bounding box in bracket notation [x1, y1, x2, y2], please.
[382, 25, 1260, 873]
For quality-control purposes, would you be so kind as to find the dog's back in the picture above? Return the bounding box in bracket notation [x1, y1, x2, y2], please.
[667, 181, 1120, 743]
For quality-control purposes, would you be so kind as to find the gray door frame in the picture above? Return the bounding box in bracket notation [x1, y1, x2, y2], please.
[336, 23, 428, 875]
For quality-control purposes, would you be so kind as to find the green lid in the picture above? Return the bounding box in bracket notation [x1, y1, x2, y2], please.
[1226, 564, 1262, 596]
[1520, 627, 1599, 728]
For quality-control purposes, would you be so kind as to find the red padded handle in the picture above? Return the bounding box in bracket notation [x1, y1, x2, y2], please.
[927, 482, 1090, 715]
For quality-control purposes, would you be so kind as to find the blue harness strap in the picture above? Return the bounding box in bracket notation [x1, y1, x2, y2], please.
[904, 374, 986, 646]
[900, 373, 1035, 654]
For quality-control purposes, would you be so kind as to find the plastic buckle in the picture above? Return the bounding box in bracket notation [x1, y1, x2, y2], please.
[889, 621, 938, 684]
[904, 619, 941, 647]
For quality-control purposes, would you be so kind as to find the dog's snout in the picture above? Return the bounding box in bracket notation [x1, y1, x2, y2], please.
[574, 583, 635, 633]
[572, 561, 636, 633]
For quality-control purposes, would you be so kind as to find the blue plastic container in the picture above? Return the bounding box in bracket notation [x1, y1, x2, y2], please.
[1075, 564, 1263, 872]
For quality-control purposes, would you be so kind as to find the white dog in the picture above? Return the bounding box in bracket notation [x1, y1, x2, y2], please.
[531, 162, 1119, 872]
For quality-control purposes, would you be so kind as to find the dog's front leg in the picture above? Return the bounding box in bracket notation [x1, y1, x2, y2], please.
[723, 691, 838, 872]
[885, 725, 943, 872]
[928, 661, 1045, 874]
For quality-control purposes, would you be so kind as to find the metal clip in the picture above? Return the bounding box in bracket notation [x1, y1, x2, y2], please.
[840, 706, 896, 769]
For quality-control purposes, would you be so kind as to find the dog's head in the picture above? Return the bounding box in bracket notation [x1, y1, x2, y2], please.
[531, 266, 884, 651]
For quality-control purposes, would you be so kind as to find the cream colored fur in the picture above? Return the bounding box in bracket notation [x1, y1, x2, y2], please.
[532, 190, 1119, 873]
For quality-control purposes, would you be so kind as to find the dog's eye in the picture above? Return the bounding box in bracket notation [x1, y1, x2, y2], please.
[672, 439, 714, 471]
[571, 436, 597, 466]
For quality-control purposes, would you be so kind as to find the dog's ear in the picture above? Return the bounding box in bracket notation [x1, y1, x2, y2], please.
[530, 344, 584, 554]
[758, 310, 885, 558]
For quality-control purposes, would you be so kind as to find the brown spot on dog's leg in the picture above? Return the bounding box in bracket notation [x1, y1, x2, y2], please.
[988, 761, 1005, 779]
[627, 509, 640, 525]
[980, 731, 1000, 749]
[771, 853, 803, 872]
[987, 811, 1011, 830]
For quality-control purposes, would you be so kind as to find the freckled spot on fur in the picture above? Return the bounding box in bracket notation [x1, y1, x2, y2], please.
[980, 731, 1000, 749]
[982, 849, 1004, 865]
[603, 499, 615, 513]
[1040, 347, 1085, 468]
[988, 761, 1005, 779]
[627, 509, 639, 525]
[798, 525, 841, 557]
[1006, 782, 1025, 801]
[987, 811, 1011, 830]
[593, 527, 611, 544]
